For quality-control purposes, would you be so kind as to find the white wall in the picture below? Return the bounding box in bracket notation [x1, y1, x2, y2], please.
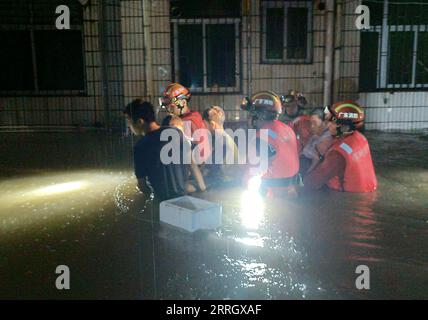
[359, 92, 428, 131]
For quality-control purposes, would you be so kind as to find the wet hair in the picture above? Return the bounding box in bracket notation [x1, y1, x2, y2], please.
[310, 107, 325, 120]
[202, 106, 225, 125]
[123, 99, 156, 123]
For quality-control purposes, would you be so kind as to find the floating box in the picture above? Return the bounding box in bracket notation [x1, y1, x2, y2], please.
[160, 196, 222, 232]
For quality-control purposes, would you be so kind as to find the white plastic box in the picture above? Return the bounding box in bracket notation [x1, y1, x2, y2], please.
[159, 196, 222, 232]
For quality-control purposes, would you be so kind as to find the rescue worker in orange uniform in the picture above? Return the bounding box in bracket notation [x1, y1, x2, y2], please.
[241, 91, 300, 198]
[303, 101, 377, 193]
[161, 82, 211, 164]
[279, 90, 313, 152]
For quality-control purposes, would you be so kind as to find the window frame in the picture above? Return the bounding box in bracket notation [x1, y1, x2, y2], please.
[171, 18, 241, 94]
[0, 3, 86, 96]
[361, 0, 428, 91]
[261, 0, 313, 64]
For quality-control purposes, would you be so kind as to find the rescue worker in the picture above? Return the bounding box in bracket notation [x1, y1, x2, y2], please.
[279, 90, 312, 152]
[279, 90, 308, 125]
[241, 91, 300, 198]
[123, 99, 187, 201]
[161, 82, 211, 164]
[303, 101, 377, 193]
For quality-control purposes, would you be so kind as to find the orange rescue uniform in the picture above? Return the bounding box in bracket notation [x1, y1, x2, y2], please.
[251, 120, 300, 197]
[304, 131, 377, 193]
[181, 110, 211, 163]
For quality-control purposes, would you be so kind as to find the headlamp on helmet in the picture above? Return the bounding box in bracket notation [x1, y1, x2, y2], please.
[244, 91, 282, 113]
[281, 90, 307, 107]
[240, 96, 252, 111]
[241, 91, 283, 125]
[161, 83, 191, 108]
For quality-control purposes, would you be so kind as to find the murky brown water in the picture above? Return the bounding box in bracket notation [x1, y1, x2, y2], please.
[0, 131, 427, 299]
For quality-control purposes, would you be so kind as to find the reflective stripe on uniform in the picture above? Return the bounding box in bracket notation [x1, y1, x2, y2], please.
[339, 142, 353, 154]
[268, 129, 277, 140]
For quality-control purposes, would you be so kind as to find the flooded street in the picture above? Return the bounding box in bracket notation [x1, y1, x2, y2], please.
[0, 131, 427, 299]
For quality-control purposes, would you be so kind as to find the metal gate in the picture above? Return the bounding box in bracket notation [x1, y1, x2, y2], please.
[339, 0, 428, 131]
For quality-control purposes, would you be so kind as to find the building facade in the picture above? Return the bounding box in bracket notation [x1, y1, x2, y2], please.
[0, 0, 427, 131]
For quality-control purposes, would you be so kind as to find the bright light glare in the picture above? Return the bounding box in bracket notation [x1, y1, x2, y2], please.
[248, 175, 262, 193]
[31, 181, 87, 196]
[240, 189, 264, 230]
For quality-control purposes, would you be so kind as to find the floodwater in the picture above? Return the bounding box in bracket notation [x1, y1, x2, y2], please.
[0, 131, 427, 299]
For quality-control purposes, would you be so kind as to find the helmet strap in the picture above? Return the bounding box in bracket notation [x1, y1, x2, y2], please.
[336, 124, 344, 137]
[171, 97, 185, 116]
[335, 124, 354, 137]
[179, 101, 187, 116]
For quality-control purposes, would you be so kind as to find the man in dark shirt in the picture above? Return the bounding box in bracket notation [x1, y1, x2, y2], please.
[124, 99, 187, 201]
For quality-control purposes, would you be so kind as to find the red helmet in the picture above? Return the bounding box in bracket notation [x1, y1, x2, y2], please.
[241, 91, 282, 113]
[328, 100, 365, 130]
[161, 83, 191, 107]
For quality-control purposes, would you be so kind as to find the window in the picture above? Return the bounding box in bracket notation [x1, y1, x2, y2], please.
[172, 19, 241, 93]
[360, 0, 428, 90]
[261, 1, 312, 64]
[171, 0, 241, 93]
[0, 1, 85, 95]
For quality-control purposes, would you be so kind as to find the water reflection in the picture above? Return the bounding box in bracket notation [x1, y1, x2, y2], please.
[30, 181, 87, 196]
[0, 170, 134, 232]
[347, 193, 384, 263]
[240, 190, 265, 230]
[0, 131, 427, 299]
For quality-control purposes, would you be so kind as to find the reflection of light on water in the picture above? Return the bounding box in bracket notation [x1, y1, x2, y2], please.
[0, 170, 136, 230]
[240, 175, 264, 229]
[242, 262, 267, 285]
[240, 191, 264, 229]
[211, 256, 309, 297]
[31, 181, 87, 196]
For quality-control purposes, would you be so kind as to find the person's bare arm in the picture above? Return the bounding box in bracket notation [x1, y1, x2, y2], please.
[307, 157, 321, 174]
[306, 140, 332, 174]
[190, 161, 206, 192]
[316, 137, 334, 156]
